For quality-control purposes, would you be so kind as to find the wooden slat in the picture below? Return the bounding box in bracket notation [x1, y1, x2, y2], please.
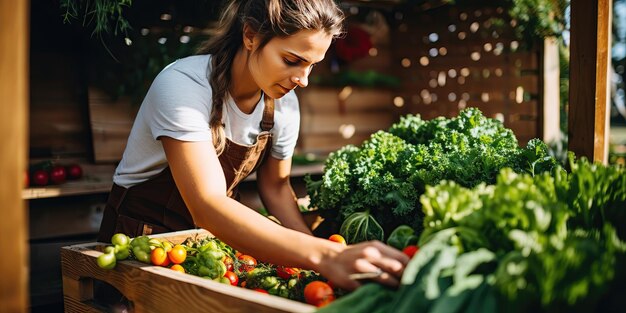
[88, 88, 138, 162]
[0, 0, 29, 312]
[61, 230, 316, 313]
[568, 0, 611, 163]
[301, 112, 395, 135]
[297, 87, 394, 114]
[539, 37, 561, 143]
[299, 134, 372, 155]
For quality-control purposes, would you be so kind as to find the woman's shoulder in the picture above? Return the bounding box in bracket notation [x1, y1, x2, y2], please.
[156, 55, 211, 84]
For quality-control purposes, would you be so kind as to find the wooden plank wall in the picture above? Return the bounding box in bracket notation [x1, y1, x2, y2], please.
[0, 0, 29, 311]
[390, 4, 542, 146]
[29, 0, 92, 160]
[296, 3, 546, 156]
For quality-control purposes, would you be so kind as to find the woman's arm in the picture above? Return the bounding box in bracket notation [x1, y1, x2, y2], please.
[256, 155, 312, 235]
[161, 137, 408, 290]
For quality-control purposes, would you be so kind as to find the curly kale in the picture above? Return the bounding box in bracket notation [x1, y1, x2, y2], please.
[307, 108, 558, 243]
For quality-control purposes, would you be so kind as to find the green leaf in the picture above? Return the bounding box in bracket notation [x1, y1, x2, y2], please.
[387, 225, 418, 250]
[339, 211, 384, 244]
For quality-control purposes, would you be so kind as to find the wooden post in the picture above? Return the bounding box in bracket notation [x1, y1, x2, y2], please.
[540, 37, 561, 144]
[0, 0, 29, 312]
[568, 0, 612, 163]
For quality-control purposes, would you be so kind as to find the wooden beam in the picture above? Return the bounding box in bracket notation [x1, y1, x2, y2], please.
[540, 37, 561, 144]
[568, 0, 612, 163]
[0, 0, 29, 311]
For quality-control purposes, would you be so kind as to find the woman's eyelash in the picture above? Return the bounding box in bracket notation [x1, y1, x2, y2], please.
[284, 58, 298, 66]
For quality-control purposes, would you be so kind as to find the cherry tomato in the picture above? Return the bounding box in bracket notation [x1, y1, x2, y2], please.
[253, 288, 269, 294]
[167, 244, 187, 264]
[237, 254, 257, 272]
[276, 266, 301, 279]
[170, 264, 185, 273]
[66, 164, 83, 179]
[402, 245, 419, 258]
[328, 234, 347, 245]
[151, 247, 170, 266]
[222, 255, 234, 272]
[223, 271, 239, 286]
[31, 170, 49, 186]
[304, 281, 335, 307]
[49, 166, 67, 184]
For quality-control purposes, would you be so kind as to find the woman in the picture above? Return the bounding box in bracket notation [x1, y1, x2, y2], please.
[98, 0, 408, 290]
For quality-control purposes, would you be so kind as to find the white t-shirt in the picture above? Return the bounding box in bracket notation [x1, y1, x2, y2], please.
[113, 54, 300, 188]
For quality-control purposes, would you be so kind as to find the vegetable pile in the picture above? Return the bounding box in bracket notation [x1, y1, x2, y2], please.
[319, 156, 626, 313]
[306, 108, 557, 243]
[97, 233, 345, 307]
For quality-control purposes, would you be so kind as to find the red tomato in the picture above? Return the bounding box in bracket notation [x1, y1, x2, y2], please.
[223, 271, 238, 286]
[328, 234, 347, 245]
[304, 281, 335, 307]
[49, 166, 67, 184]
[276, 266, 301, 279]
[253, 288, 269, 294]
[402, 245, 419, 258]
[237, 254, 257, 272]
[66, 164, 83, 180]
[31, 170, 49, 186]
[222, 255, 234, 272]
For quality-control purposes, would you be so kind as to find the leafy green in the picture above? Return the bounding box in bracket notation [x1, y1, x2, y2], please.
[339, 211, 384, 244]
[387, 225, 418, 250]
[307, 108, 557, 242]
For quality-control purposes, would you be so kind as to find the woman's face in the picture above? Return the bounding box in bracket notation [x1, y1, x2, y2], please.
[247, 29, 333, 99]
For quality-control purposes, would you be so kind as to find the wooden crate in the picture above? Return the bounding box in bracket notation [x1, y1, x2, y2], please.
[61, 229, 316, 313]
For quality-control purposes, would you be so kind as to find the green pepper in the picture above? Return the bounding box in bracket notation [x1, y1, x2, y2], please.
[132, 246, 150, 263]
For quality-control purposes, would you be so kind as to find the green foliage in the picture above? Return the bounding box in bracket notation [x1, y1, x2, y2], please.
[322, 159, 626, 313]
[60, 0, 133, 38]
[307, 108, 557, 242]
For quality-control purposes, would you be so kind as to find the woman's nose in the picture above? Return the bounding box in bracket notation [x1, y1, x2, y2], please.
[292, 73, 309, 88]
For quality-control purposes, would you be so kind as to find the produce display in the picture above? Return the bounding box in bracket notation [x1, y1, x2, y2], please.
[95, 108, 625, 312]
[97, 233, 343, 307]
[319, 155, 626, 313]
[27, 160, 83, 187]
[306, 108, 557, 243]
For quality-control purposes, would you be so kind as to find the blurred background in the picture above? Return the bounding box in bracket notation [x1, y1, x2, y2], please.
[23, 0, 624, 311]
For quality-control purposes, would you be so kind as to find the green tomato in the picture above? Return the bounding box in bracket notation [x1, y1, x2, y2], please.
[261, 276, 279, 289]
[132, 246, 150, 263]
[114, 244, 130, 260]
[212, 277, 231, 285]
[111, 233, 130, 246]
[104, 246, 116, 254]
[97, 251, 117, 270]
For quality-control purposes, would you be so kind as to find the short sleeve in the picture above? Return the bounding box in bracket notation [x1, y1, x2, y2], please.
[271, 91, 300, 159]
[143, 62, 213, 142]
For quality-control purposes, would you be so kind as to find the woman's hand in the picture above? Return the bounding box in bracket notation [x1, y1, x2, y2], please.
[316, 240, 410, 291]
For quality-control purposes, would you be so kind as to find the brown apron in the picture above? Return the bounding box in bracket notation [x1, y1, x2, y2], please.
[97, 96, 275, 242]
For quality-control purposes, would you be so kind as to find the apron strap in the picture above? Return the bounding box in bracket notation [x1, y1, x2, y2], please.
[260, 95, 275, 131]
